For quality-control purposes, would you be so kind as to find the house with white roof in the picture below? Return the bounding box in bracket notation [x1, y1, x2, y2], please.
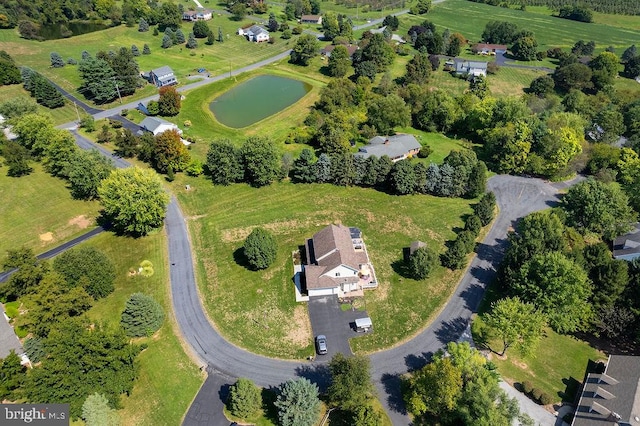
[238, 25, 269, 43]
[355, 134, 422, 163]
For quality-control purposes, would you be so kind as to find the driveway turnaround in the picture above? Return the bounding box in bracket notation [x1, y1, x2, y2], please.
[307, 296, 371, 359]
[183, 370, 233, 426]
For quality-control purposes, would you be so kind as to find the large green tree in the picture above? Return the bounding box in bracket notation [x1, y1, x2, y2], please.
[408, 246, 438, 280]
[509, 251, 592, 333]
[206, 139, 243, 185]
[1, 248, 47, 300]
[561, 178, 636, 240]
[484, 297, 546, 356]
[82, 393, 119, 426]
[327, 45, 350, 78]
[328, 354, 374, 410]
[366, 93, 410, 135]
[274, 378, 321, 426]
[153, 129, 191, 173]
[53, 247, 116, 299]
[158, 86, 181, 116]
[97, 167, 170, 236]
[78, 56, 117, 104]
[290, 34, 320, 66]
[23, 319, 140, 419]
[240, 136, 280, 187]
[66, 149, 114, 200]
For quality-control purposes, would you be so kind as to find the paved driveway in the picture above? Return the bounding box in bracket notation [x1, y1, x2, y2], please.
[307, 296, 370, 360]
[183, 370, 232, 426]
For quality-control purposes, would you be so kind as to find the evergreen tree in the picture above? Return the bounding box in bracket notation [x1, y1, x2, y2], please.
[0, 351, 25, 400]
[78, 57, 117, 103]
[109, 47, 140, 96]
[138, 17, 149, 32]
[621, 45, 637, 63]
[441, 237, 468, 270]
[268, 12, 278, 32]
[314, 153, 332, 183]
[292, 148, 317, 183]
[274, 378, 321, 426]
[162, 33, 173, 48]
[142, 44, 151, 55]
[218, 26, 224, 43]
[2, 140, 32, 177]
[120, 293, 164, 337]
[131, 44, 140, 56]
[228, 378, 262, 419]
[114, 128, 138, 158]
[53, 247, 116, 299]
[192, 21, 210, 38]
[0, 51, 21, 85]
[244, 227, 277, 270]
[175, 28, 185, 44]
[82, 393, 119, 426]
[206, 31, 214, 45]
[186, 32, 197, 49]
[81, 50, 91, 60]
[474, 192, 496, 226]
[409, 246, 438, 279]
[50, 52, 64, 68]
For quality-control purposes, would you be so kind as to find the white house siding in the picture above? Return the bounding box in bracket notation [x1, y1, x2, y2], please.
[309, 288, 338, 297]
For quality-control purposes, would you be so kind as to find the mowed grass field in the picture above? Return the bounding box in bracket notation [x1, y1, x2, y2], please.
[0, 84, 79, 125]
[171, 176, 473, 358]
[0, 163, 101, 256]
[473, 316, 605, 403]
[424, 0, 640, 50]
[0, 15, 294, 108]
[75, 231, 202, 425]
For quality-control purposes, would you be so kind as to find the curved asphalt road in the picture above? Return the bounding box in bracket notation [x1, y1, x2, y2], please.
[174, 175, 562, 425]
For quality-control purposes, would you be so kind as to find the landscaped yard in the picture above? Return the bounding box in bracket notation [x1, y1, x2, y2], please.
[79, 231, 203, 426]
[172, 176, 474, 358]
[0, 163, 102, 256]
[473, 316, 606, 403]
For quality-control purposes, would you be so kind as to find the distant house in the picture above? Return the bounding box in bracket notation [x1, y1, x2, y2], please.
[303, 225, 377, 297]
[613, 223, 640, 261]
[238, 25, 270, 42]
[139, 117, 182, 136]
[149, 66, 177, 87]
[300, 14, 322, 24]
[471, 43, 507, 55]
[355, 134, 421, 163]
[572, 355, 640, 426]
[454, 59, 488, 78]
[1, 304, 30, 367]
[182, 8, 212, 21]
[320, 44, 359, 58]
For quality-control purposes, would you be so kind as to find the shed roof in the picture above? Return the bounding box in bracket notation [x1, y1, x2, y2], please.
[139, 116, 176, 133]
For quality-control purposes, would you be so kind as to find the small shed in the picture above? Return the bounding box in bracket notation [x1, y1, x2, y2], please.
[404, 240, 426, 262]
[355, 317, 372, 332]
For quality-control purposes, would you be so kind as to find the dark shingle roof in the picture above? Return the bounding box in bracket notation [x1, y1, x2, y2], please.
[355, 134, 421, 160]
[572, 355, 640, 426]
[0, 304, 24, 359]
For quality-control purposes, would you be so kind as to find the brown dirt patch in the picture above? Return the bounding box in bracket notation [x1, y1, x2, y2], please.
[39, 232, 53, 242]
[68, 215, 91, 229]
[285, 305, 312, 347]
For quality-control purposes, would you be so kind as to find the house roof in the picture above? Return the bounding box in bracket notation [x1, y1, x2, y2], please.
[455, 59, 488, 69]
[613, 223, 640, 259]
[301, 14, 321, 20]
[0, 304, 24, 360]
[355, 134, 422, 160]
[572, 355, 640, 426]
[305, 224, 368, 290]
[151, 66, 175, 81]
[472, 43, 507, 51]
[321, 44, 358, 57]
[369, 25, 387, 34]
[248, 25, 269, 36]
[139, 116, 177, 133]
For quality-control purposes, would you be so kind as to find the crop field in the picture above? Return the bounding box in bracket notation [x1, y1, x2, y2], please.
[172, 176, 473, 358]
[418, 0, 639, 50]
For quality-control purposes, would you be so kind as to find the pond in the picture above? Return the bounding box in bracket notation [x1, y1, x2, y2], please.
[39, 21, 110, 40]
[209, 75, 311, 128]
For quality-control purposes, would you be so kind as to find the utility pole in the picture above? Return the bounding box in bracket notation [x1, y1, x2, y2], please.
[112, 77, 123, 104]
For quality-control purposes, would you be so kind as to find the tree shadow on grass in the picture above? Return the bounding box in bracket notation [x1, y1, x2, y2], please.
[232, 247, 252, 270]
[391, 258, 412, 279]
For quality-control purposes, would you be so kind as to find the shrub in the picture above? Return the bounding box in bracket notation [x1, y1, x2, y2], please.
[531, 388, 543, 402]
[539, 392, 554, 405]
[120, 292, 165, 337]
[228, 378, 262, 419]
[464, 215, 482, 236]
[408, 246, 438, 280]
[79, 115, 95, 132]
[24, 337, 45, 363]
[417, 144, 433, 158]
[244, 227, 277, 270]
[53, 247, 116, 299]
[522, 380, 534, 395]
[457, 230, 477, 253]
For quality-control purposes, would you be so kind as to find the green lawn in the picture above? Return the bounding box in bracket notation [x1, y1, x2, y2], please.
[473, 316, 605, 403]
[0, 15, 295, 109]
[80, 231, 203, 426]
[0, 163, 102, 256]
[0, 84, 79, 125]
[172, 176, 474, 358]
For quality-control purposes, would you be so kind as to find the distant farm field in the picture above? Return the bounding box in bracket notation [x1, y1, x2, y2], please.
[422, 0, 640, 50]
[0, 164, 101, 256]
[172, 176, 474, 358]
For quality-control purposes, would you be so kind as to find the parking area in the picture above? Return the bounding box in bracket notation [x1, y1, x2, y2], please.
[307, 295, 371, 360]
